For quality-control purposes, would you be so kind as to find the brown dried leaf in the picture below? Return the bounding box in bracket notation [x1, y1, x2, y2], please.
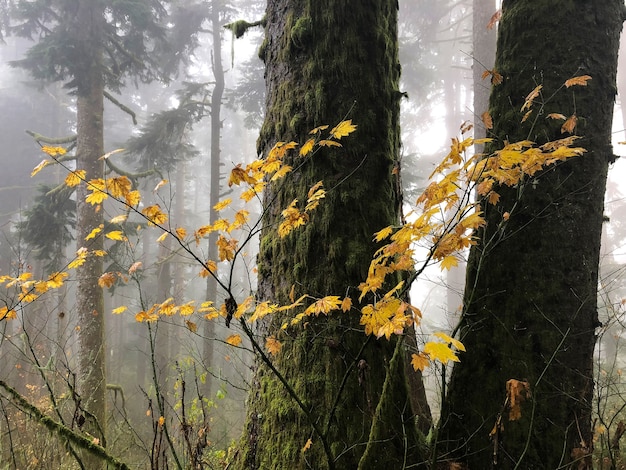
[561, 114, 577, 134]
[486, 9, 502, 30]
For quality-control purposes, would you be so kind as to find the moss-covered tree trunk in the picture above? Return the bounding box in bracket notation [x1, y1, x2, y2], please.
[439, 1, 625, 468]
[74, 0, 107, 464]
[235, 1, 421, 469]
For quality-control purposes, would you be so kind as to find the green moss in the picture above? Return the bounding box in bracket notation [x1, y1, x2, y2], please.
[258, 37, 268, 62]
[290, 16, 312, 49]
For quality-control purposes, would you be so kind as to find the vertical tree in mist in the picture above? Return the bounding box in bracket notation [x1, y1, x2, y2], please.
[10, 0, 197, 464]
[440, 1, 624, 467]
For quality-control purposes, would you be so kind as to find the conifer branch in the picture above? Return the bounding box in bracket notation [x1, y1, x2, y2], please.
[104, 90, 137, 125]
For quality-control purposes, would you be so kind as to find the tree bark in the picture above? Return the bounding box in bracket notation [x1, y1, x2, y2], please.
[235, 1, 423, 469]
[439, 1, 625, 468]
[73, 1, 107, 465]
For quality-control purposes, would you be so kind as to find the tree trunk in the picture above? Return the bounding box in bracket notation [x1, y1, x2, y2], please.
[439, 1, 625, 468]
[73, 0, 106, 464]
[235, 1, 422, 469]
[203, 0, 226, 397]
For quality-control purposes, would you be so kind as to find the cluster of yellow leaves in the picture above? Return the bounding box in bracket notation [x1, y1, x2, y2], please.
[358, 77, 591, 369]
[0, 271, 69, 319]
[227, 121, 355, 236]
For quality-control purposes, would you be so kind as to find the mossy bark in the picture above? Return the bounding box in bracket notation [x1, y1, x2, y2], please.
[235, 1, 422, 469]
[439, 1, 625, 468]
[74, 1, 107, 466]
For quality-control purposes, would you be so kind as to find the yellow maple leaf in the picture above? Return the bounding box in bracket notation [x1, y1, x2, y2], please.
[216, 235, 238, 261]
[85, 224, 104, 241]
[374, 226, 394, 242]
[309, 296, 342, 315]
[68, 248, 88, 269]
[179, 302, 195, 316]
[46, 272, 68, 289]
[65, 170, 86, 187]
[175, 227, 187, 239]
[411, 353, 430, 372]
[266, 336, 282, 355]
[305, 184, 325, 212]
[105, 230, 126, 241]
[309, 124, 329, 134]
[112, 306, 127, 314]
[330, 120, 357, 139]
[440, 255, 458, 271]
[341, 296, 352, 312]
[156, 232, 168, 243]
[142, 205, 168, 226]
[225, 334, 242, 347]
[213, 198, 232, 211]
[85, 189, 108, 205]
[107, 176, 132, 198]
[0, 306, 16, 320]
[299, 138, 315, 156]
[228, 164, 255, 187]
[270, 164, 293, 181]
[41, 146, 67, 157]
[125, 190, 141, 207]
[302, 438, 313, 453]
[564, 75, 592, 88]
[423, 341, 460, 364]
[158, 416, 165, 427]
[229, 210, 249, 232]
[433, 332, 466, 352]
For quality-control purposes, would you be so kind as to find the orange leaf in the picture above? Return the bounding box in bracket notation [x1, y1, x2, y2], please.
[225, 334, 242, 347]
[564, 75, 592, 88]
[521, 85, 542, 112]
[411, 353, 429, 372]
[266, 336, 282, 355]
[481, 111, 493, 130]
[98, 272, 117, 288]
[506, 379, 531, 421]
[486, 9, 501, 29]
[547, 113, 566, 121]
[561, 114, 577, 134]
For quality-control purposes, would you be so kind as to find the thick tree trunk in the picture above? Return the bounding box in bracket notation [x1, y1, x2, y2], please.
[74, 0, 106, 465]
[439, 1, 624, 468]
[235, 1, 422, 469]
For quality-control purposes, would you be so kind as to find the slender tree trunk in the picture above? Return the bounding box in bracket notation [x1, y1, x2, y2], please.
[235, 1, 422, 469]
[472, 0, 496, 145]
[439, 1, 625, 468]
[73, 1, 106, 465]
[203, 0, 225, 396]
